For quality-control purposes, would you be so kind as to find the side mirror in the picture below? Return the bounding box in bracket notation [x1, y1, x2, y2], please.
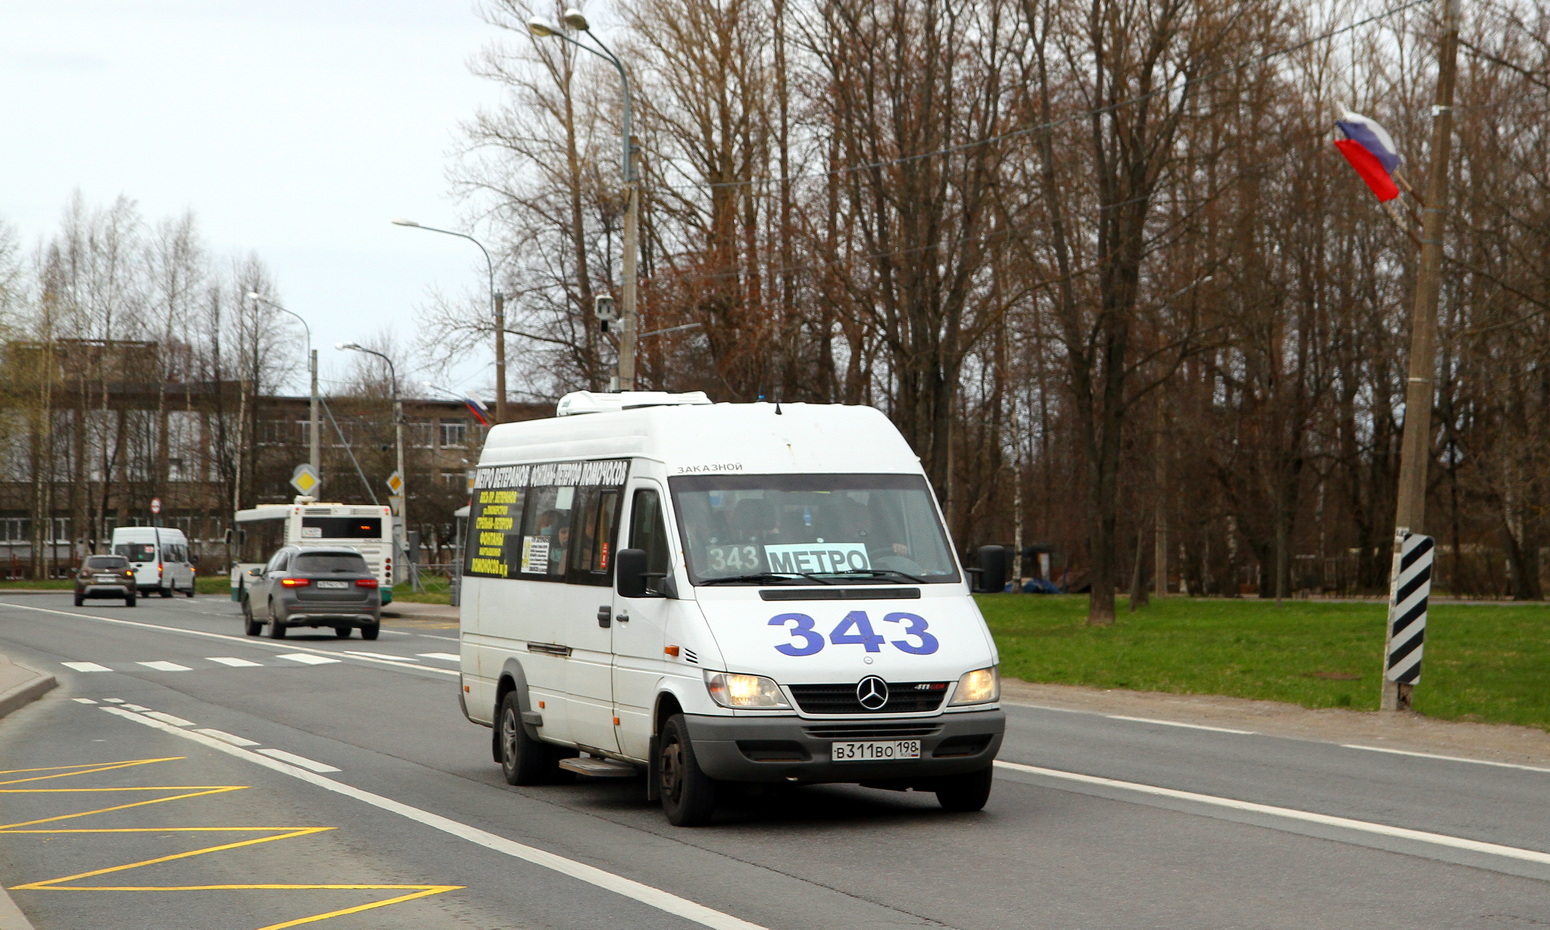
[246, 568, 262, 578]
[973, 545, 1009, 594]
[616, 548, 650, 598]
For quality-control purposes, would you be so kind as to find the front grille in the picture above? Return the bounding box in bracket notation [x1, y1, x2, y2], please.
[804, 723, 942, 740]
[788, 681, 948, 715]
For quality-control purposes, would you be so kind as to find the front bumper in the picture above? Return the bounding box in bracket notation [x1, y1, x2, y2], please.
[79, 584, 133, 598]
[684, 708, 1004, 784]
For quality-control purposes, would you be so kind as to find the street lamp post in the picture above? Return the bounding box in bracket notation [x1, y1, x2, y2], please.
[528, 9, 639, 391]
[248, 292, 321, 485]
[338, 343, 406, 554]
[391, 219, 507, 422]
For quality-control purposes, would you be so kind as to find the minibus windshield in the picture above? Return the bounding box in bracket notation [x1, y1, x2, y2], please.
[669, 473, 960, 585]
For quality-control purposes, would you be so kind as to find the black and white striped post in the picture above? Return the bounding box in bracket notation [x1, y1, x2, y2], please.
[1382, 530, 1434, 711]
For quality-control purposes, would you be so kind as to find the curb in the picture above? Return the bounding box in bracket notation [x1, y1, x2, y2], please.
[0, 656, 55, 721]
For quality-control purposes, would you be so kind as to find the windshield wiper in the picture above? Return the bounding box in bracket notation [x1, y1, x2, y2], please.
[699, 571, 835, 586]
[830, 568, 929, 584]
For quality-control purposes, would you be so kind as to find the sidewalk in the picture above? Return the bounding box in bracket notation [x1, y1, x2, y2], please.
[382, 601, 459, 622]
[0, 655, 53, 930]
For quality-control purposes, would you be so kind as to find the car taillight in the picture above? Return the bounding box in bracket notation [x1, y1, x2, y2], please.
[280, 578, 311, 587]
[356, 578, 379, 588]
[125, 571, 133, 578]
[158, 563, 164, 577]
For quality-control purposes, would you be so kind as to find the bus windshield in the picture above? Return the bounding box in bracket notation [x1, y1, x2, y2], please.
[668, 473, 960, 585]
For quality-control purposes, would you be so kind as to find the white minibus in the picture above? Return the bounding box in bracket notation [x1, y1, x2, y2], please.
[110, 526, 196, 598]
[459, 392, 1008, 826]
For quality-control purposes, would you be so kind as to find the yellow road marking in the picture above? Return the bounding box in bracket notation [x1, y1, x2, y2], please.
[0, 756, 462, 928]
[0, 757, 187, 786]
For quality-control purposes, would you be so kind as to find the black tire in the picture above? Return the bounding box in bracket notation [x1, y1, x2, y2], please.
[658, 714, 716, 826]
[360, 622, 380, 641]
[160, 585, 173, 598]
[935, 766, 994, 813]
[498, 691, 551, 786]
[185, 585, 195, 598]
[334, 626, 352, 639]
[74, 594, 84, 607]
[241, 596, 262, 636]
[267, 600, 287, 639]
[125, 594, 136, 607]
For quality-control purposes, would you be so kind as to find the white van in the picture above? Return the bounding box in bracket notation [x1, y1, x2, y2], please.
[111, 526, 197, 598]
[458, 392, 1008, 826]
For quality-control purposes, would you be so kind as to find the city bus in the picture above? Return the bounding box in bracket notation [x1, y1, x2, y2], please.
[230, 499, 397, 604]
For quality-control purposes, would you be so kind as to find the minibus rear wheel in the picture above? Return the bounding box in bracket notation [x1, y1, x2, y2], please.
[659, 714, 716, 827]
[499, 692, 550, 786]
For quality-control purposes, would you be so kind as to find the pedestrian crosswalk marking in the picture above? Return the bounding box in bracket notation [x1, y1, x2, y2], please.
[208, 656, 262, 668]
[137, 661, 191, 672]
[277, 654, 340, 666]
[63, 662, 111, 673]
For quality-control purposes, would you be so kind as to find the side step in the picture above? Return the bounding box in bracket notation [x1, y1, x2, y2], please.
[559, 757, 641, 778]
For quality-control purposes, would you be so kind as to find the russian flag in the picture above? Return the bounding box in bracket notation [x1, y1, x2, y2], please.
[1335, 110, 1401, 203]
[463, 395, 491, 426]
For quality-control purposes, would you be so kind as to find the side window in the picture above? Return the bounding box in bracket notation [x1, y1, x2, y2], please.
[630, 488, 670, 592]
[570, 487, 620, 584]
[513, 485, 575, 579]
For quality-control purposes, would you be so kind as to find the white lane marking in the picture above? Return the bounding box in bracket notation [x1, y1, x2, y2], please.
[344, 651, 416, 662]
[122, 704, 151, 712]
[194, 728, 260, 747]
[71, 698, 98, 704]
[103, 707, 768, 930]
[144, 711, 195, 727]
[276, 653, 340, 666]
[0, 603, 457, 677]
[995, 760, 1550, 867]
[1107, 715, 1256, 735]
[417, 653, 460, 662]
[208, 656, 263, 668]
[257, 748, 341, 773]
[1342, 743, 1550, 775]
[138, 661, 192, 672]
[62, 662, 111, 672]
[101, 698, 124, 703]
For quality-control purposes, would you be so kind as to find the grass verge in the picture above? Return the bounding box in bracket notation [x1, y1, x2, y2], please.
[979, 594, 1550, 731]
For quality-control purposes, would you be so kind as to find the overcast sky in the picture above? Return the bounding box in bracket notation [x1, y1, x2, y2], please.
[1, 0, 511, 399]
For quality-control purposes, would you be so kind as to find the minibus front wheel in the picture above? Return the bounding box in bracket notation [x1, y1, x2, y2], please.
[659, 715, 717, 827]
[934, 765, 993, 813]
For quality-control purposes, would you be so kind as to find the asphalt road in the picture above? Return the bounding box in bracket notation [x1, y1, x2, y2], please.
[1, 592, 1547, 929]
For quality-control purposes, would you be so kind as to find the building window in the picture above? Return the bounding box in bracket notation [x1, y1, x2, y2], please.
[440, 419, 467, 448]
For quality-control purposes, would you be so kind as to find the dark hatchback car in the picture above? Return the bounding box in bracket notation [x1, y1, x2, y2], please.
[241, 545, 381, 640]
[75, 554, 137, 606]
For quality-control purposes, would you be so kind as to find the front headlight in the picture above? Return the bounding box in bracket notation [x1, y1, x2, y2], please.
[949, 666, 1000, 705]
[705, 671, 790, 709]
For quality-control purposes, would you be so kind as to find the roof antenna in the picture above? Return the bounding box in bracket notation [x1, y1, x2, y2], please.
[775, 392, 783, 415]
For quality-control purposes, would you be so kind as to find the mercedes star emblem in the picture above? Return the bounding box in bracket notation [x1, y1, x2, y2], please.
[856, 675, 889, 710]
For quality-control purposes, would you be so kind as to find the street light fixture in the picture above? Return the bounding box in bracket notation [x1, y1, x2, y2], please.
[391, 218, 508, 422]
[248, 292, 321, 487]
[337, 343, 407, 561]
[528, 9, 640, 391]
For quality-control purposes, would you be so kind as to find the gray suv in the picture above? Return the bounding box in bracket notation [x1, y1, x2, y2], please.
[241, 546, 382, 640]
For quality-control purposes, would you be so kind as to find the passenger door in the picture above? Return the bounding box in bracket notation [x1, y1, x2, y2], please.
[563, 486, 623, 754]
[611, 482, 673, 761]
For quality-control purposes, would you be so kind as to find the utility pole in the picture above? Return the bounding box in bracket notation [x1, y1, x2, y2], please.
[1384, 0, 1459, 712]
[493, 292, 507, 422]
[307, 347, 320, 480]
[618, 141, 640, 392]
